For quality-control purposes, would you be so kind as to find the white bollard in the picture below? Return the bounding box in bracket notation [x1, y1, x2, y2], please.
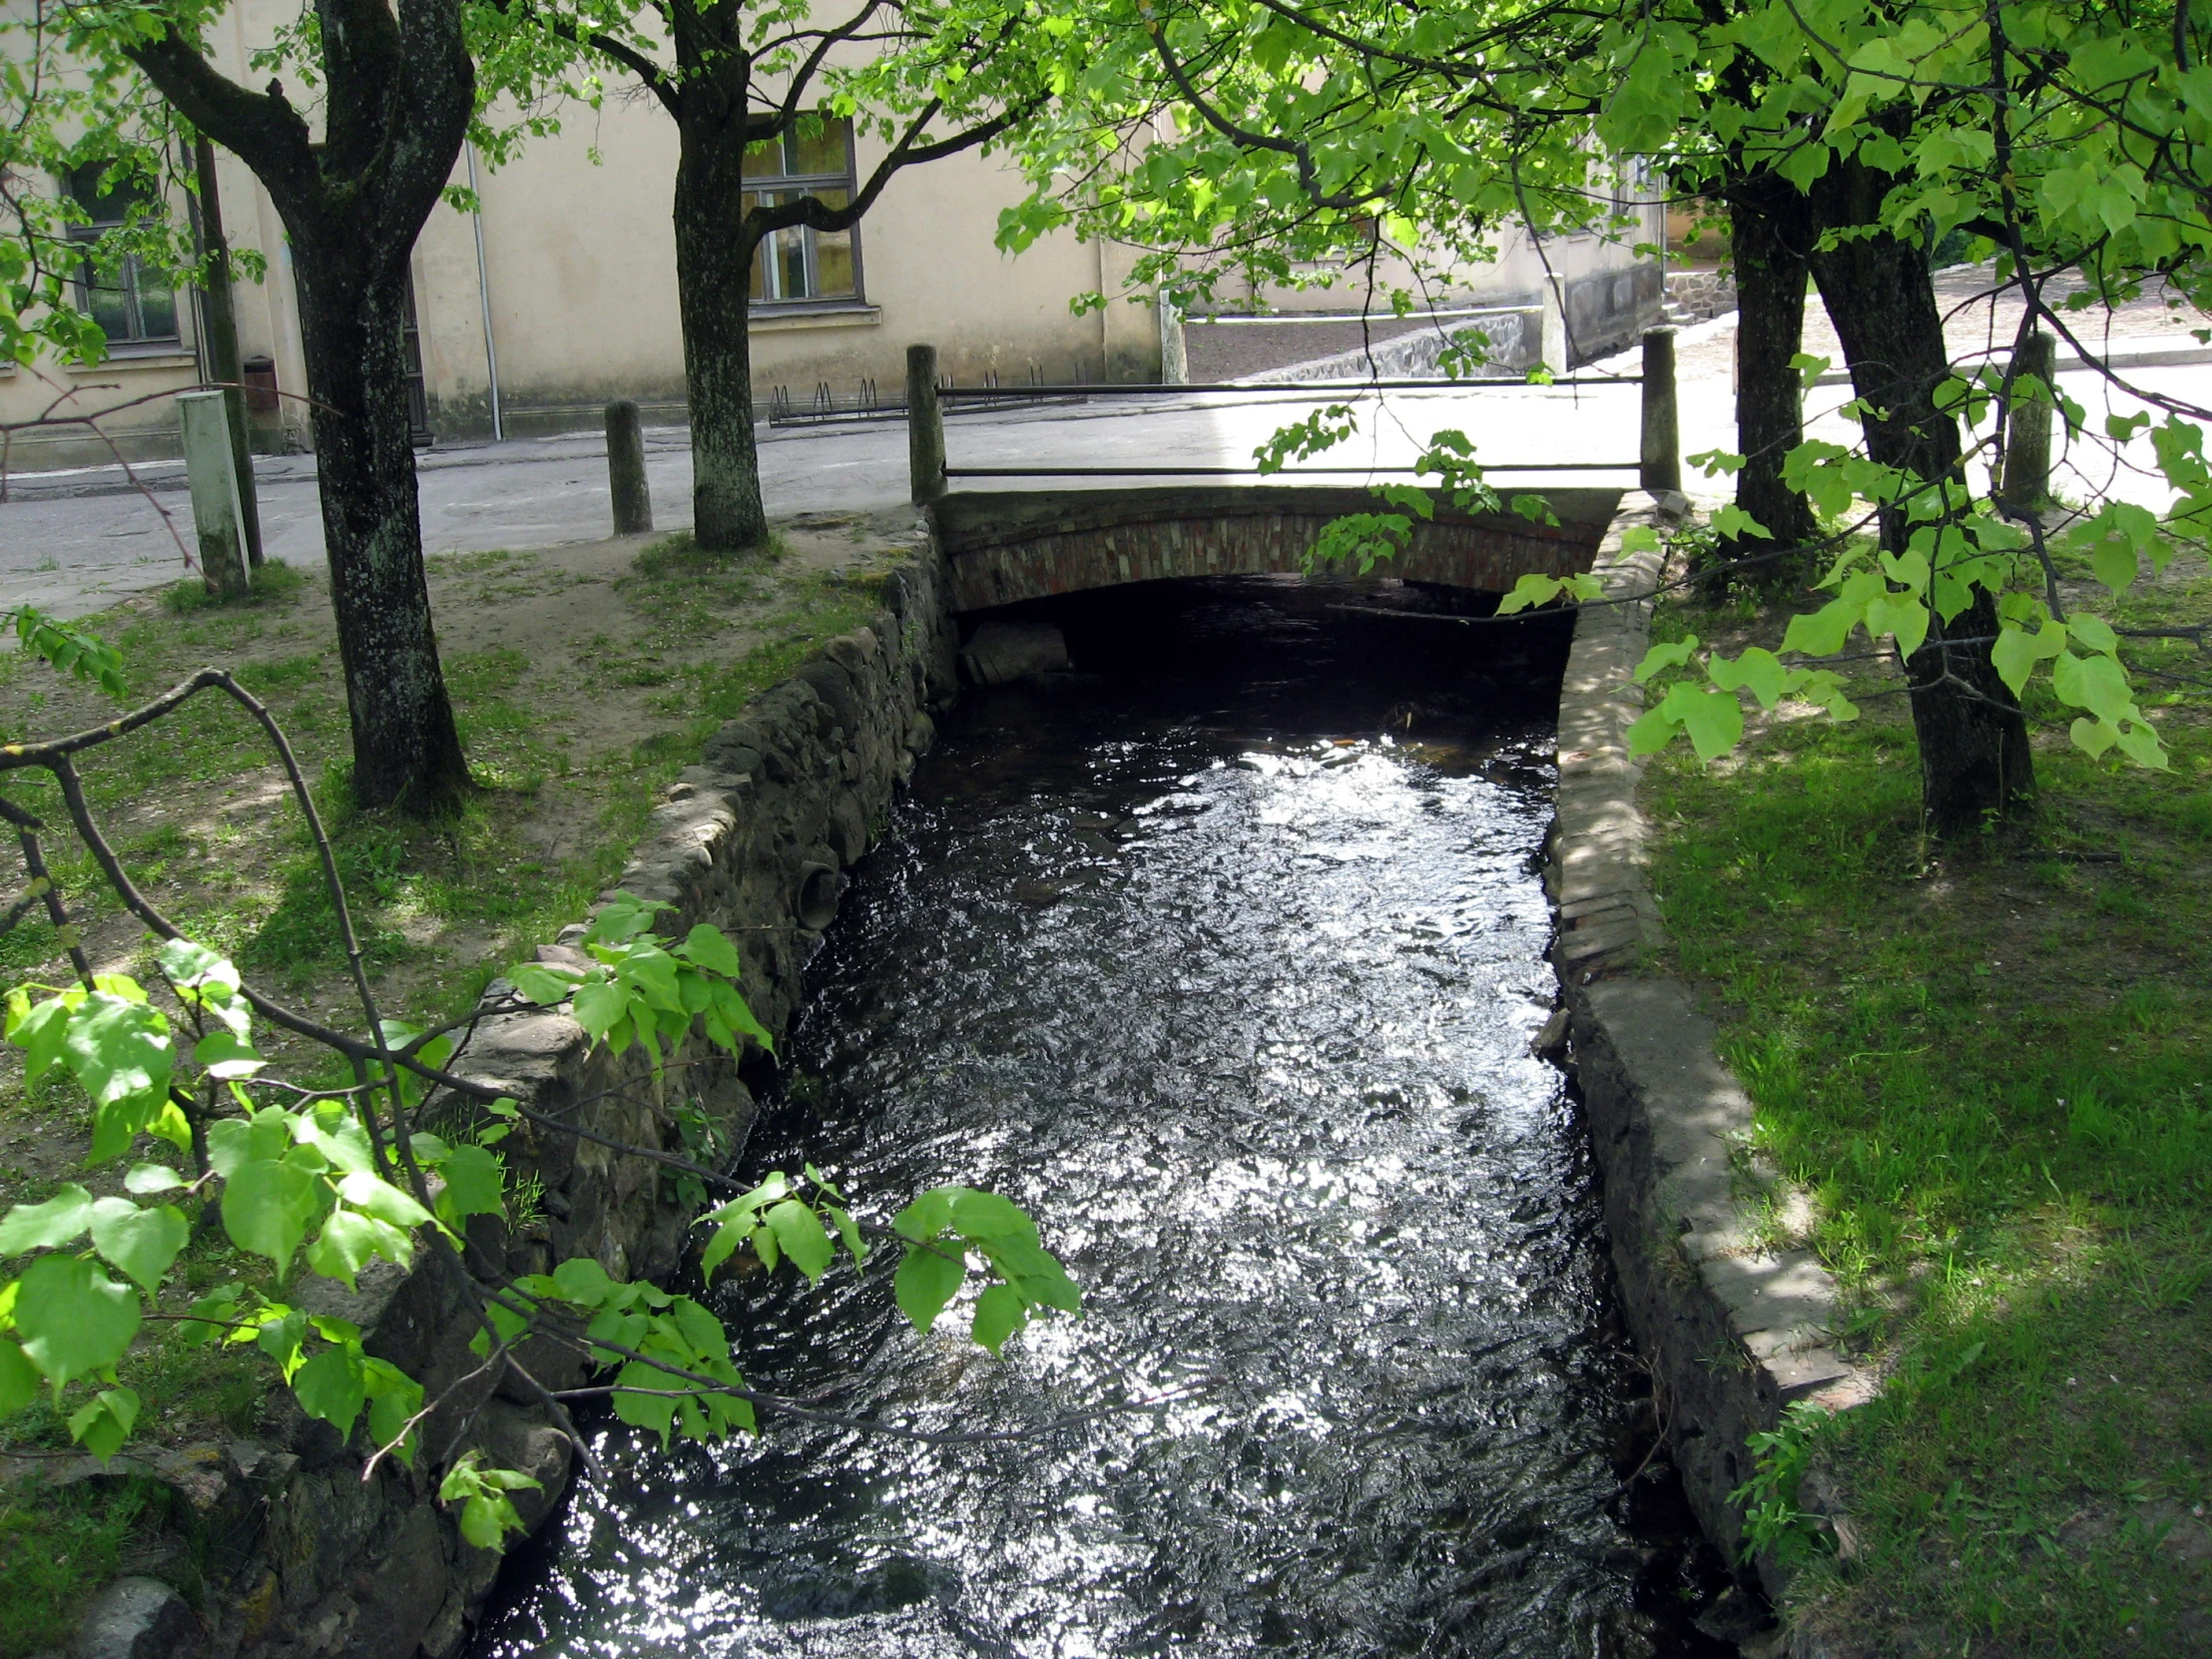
[177, 390, 249, 597]
[1539, 282, 1568, 376]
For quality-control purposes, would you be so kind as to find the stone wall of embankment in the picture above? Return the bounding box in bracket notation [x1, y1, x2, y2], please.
[1543, 492, 1876, 1614]
[65, 527, 960, 1659]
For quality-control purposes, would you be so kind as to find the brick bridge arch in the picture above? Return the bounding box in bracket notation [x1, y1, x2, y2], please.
[930, 485, 1623, 613]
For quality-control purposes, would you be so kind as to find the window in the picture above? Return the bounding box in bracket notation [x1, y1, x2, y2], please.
[66, 166, 179, 348]
[744, 120, 860, 305]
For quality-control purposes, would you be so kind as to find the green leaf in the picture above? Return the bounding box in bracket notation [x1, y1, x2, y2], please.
[507, 963, 579, 1005]
[1780, 598, 1859, 658]
[2051, 651, 2135, 722]
[9, 997, 71, 1085]
[434, 1145, 505, 1226]
[1709, 648, 1787, 710]
[193, 1029, 266, 1079]
[2091, 537, 2140, 594]
[306, 1211, 411, 1289]
[763, 1200, 833, 1285]
[1634, 636, 1699, 684]
[824, 1205, 867, 1266]
[891, 1189, 955, 1244]
[364, 1361, 423, 1465]
[610, 1359, 678, 1443]
[157, 938, 235, 991]
[679, 923, 743, 979]
[334, 1172, 433, 1231]
[571, 978, 627, 1041]
[894, 1240, 966, 1334]
[124, 1164, 185, 1196]
[551, 1257, 614, 1305]
[292, 1343, 367, 1434]
[1991, 621, 2067, 696]
[950, 1190, 1037, 1242]
[88, 1198, 187, 1296]
[0, 1339, 38, 1415]
[66, 994, 173, 1163]
[1659, 683, 1746, 762]
[224, 1156, 324, 1276]
[699, 1219, 746, 1284]
[257, 1308, 307, 1376]
[971, 1282, 1027, 1356]
[1710, 504, 1771, 541]
[1619, 525, 1661, 554]
[14, 1254, 140, 1390]
[1863, 593, 1931, 659]
[0, 1185, 94, 1254]
[67, 1385, 139, 1461]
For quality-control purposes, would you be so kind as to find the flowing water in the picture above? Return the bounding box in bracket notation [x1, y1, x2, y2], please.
[477, 578, 1738, 1659]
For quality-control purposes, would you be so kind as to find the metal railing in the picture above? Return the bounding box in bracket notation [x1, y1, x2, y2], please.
[901, 332, 1683, 497]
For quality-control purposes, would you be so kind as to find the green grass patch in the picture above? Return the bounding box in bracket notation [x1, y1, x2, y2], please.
[1642, 550, 2212, 1651]
[159, 558, 308, 614]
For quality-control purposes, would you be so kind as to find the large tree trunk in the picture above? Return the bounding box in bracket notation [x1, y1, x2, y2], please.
[1727, 177, 1820, 579]
[1806, 159, 2034, 838]
[292, 233, 471, 810]
[675, 124, 769, 552]
[130, 0, 474, 813]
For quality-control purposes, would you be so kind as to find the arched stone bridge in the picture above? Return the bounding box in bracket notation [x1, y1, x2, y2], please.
[929, 485, 1623, 613]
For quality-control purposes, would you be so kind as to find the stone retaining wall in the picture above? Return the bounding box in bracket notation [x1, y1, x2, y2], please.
[65, 529, 960, 1659]
[1545, 492, 1873, 1593]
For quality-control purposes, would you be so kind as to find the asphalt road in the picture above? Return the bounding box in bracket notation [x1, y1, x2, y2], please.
[5, 319, 2209, 621]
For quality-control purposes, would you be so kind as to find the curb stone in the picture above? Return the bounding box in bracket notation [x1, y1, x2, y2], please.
[1546, 489, 1877, 1600]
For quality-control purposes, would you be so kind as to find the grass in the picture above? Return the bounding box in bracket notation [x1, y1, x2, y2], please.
[1640, 542, 2212, 1653]
[0, 1477, 188, 1656]
[0, 519, 894, 1654]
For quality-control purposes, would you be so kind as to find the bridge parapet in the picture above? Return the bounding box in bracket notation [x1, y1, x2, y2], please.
[931, 486, 1622, 613]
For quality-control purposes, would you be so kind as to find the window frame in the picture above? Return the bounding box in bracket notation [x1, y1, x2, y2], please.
[63, 170, 183, 354]
[744, 121, 866, 312]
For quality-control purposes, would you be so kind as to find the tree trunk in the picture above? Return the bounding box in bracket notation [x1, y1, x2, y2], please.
[129, 0, 475, 813]
[292, 233, 471, 811]
[1727, 180, 1820, 579]
[675, 114, 768, 552]
[1806, 161, 2034, 838]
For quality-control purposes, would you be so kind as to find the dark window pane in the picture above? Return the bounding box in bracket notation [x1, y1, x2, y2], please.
[132, 264, 177, 339]
[788, 120, 848, 179]
[81, 267, 131, 339]
[743, 141, 787, 181]
[776, 225, 809, 298]
[814, 230, 854, 299]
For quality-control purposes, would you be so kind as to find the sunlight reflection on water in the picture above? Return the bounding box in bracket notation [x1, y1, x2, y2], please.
[475, 579, 1734, 1659]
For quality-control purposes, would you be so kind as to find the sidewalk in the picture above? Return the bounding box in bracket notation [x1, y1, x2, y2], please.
[6, 265, 2207, 622]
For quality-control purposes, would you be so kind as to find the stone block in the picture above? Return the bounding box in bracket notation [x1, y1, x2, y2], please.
[75, 1576, 199, 1659]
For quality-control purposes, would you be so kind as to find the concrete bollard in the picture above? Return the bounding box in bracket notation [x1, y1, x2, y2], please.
[2000, 330, 2055, 515]
[1640, 328, 1682, 495]
[907, 343, 945, 504]
[1158, 292, 1188, 385]
[605, 398, 653, 534]
[177, 390, 249, 597]
[1539, 283, 1567, 375]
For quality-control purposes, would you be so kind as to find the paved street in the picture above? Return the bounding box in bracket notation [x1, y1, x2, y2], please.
[6, 271, 2210, 621]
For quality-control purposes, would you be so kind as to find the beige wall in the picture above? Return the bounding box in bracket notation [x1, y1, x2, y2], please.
[411, 92, 1158, 439]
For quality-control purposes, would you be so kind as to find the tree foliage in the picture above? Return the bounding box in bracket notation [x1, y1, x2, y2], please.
[994, 0, 2212, 829]
[0, 627, 1078, 1546]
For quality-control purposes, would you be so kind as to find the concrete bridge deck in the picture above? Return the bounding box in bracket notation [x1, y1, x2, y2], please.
[929, 485, 1623, 613]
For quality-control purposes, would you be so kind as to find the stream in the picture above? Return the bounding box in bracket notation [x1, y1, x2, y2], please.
[475, 576, 1737, 1659]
